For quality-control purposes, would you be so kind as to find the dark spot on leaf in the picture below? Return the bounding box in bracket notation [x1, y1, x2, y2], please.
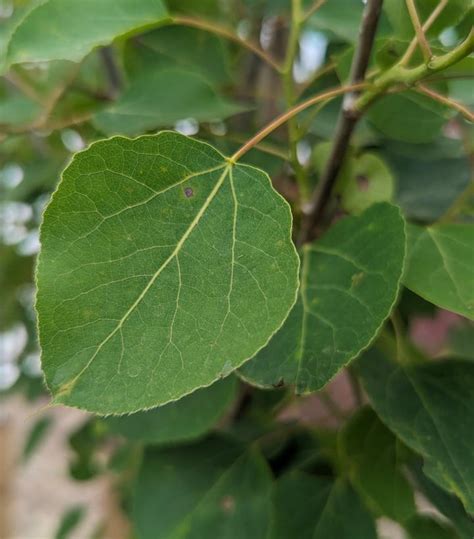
[220, 495, 235, 514]
[356, 174, 369, 191]
[184, 187, 194, 198]
[272, 378, 285, 388]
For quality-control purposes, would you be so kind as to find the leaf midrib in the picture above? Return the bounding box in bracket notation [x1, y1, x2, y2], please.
[56, 163, 232, 399]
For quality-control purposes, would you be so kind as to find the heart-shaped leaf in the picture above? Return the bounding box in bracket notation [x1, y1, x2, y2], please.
[240, 203, 405, 392]
[36, 132, 299, 414]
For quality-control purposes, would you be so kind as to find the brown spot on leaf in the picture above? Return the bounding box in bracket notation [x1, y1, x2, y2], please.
[351, 272, 365, 288]
[184, 187, 194, 198]
[356, 174, 369, 191]
[220, 495, 236, 514]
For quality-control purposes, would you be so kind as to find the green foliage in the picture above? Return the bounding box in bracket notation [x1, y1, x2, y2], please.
[93, 68, 244, 136]
[358, 348, 474, 514]
[404, 223, 474, 319]
[271, 473, 377, 539]
[4, 0, 169, 67]
[133, 437, 273, 539]
[22, 415, 53, 463]
[339, 407, 416, 523]
[54, 506, 86, 539]
[104, 376, 237, 444]
[1, 0, 473, 537]
[36, 132, 299, 413]
[240, 203, 405, 391]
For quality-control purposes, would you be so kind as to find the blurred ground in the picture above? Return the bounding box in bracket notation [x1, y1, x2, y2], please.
[0, 395, 126, 539]
[0, 370, 446, 539]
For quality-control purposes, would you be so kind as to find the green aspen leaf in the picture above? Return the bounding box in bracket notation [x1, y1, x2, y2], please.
[104, 376, 237, 444]
[339, 407, 416, 523]
[5, 0, 169, 67]
[405, 515, 460, 539]
[403, 223, 474, 320]
[240, 203, 405, 393]
[382, 139, 471, 222]
[36, 131, 299, 414]
[93, 68, 245, 136]
[306, 0, 364, 42]
[132, 437, 273, 539]
[411, 461, 474, 539]
[270, 472, 377, 539]
[368, 92, 452, 144]
[124, 26, 232, 85]
[358, 349, 474, 514]
[0, 0, 42, 72]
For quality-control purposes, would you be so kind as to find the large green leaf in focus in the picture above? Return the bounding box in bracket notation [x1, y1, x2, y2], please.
[5, 0, 169, 67]
[93, 68, 244, 136]
[270, 472, 377, 539]
[104, 376, 237, 444]
[403, 223, 474, 320]
[358, 349, 474, 514]
[36, 132, 299, 414]
[133, 437, 273, 539]
[240, 203, 405, 392]
[339, 407, 416, 523]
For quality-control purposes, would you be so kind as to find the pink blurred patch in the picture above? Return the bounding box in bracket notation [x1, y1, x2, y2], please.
[410, 310, 462, 356]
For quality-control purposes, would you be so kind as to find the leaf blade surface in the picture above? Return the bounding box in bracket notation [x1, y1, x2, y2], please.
[36, 132, 299, 414]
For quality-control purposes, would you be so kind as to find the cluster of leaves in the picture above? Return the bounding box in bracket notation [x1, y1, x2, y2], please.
[1, 0, 473, 538]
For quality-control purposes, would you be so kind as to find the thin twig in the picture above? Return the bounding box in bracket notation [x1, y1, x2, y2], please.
[296, 61, 335, 98]
[4, 72, 43, 103]
[400, 0, 448, 66]
[173, 15, 283, 72]
[302, 0, 327, 22]
[298, 0, 383, 244]
[229, 82, 365, 162]
[405, 0, 432, 62]
[416, 83, 474, 122]
[283, 0, 309, 201]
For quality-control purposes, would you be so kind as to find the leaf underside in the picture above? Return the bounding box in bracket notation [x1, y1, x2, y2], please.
[36, 132, 299, 414]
